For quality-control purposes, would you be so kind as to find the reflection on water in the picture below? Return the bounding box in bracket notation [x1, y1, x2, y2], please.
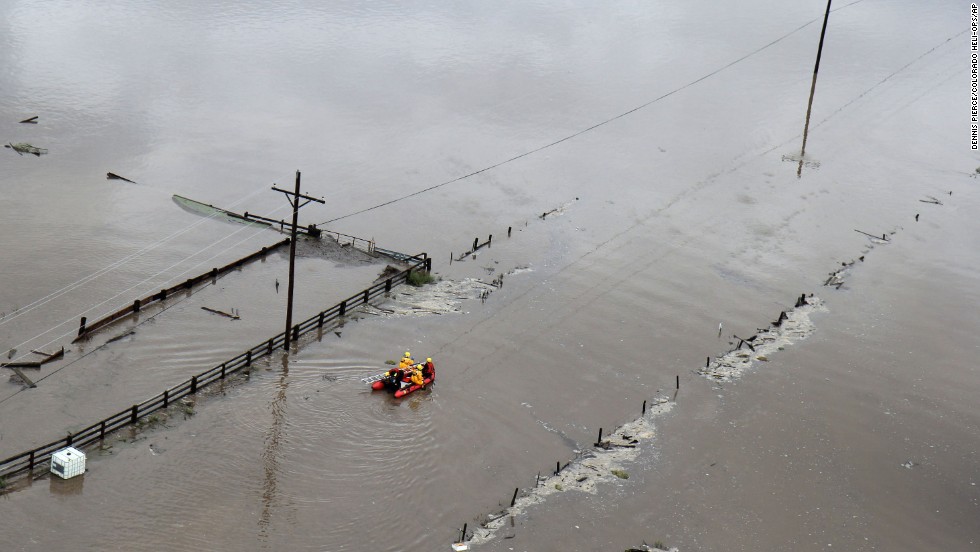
[258, 353, 291, 541]
[49, 474, 84, 498]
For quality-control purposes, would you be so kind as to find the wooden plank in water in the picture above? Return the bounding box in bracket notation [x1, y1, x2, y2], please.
[32, 346, 64, 364]
[1, 362, 41, 369]
[8, 366, 36, 388]
[201, 307, 240, 320]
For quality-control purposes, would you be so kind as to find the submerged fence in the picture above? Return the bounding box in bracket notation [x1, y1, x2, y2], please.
[0, 254, 430, 483]
[74, 238, 291, 341]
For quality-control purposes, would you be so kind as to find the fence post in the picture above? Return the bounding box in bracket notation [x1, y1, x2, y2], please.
[425, 258, 432, 272]
[159, 289, 167, 300]
[66, 433, 72, 446]
[133, 299, 141, 313]
[100, 421, 106, 440]
[385, 278, 392, 292]
[293, 324, 300, 341]
[318, 312, 325, 327]
[29, 450, 35, 471]
[131, 405, 138, 424]
[77, 316, 87, 337]
[164, 389, 169, 408]
[363, 289, 370, 304]
[268, 339, 274, 354]
[220, 363, 226, 379]
[340, 301, 347, 316]
[191, 376, 198, 394]
[246, 351, 252, 366]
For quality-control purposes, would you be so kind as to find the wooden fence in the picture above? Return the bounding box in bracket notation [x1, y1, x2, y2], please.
[74, 238, 291, 342]
[0, 254, 430, 483]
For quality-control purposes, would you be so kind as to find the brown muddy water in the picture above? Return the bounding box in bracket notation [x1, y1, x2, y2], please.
[0, 1, 975, 551]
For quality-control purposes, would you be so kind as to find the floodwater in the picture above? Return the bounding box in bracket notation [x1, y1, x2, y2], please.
[0, 1, 975, 551]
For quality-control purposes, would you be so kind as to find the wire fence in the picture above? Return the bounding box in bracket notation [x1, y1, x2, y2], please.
[0, 254, 430, 483]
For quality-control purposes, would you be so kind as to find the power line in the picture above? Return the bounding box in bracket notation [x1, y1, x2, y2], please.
[2, 200, 293, 366]
[0, 222, 285, 406]
[318, 1, 872, 226]
[0, 184, 272, 331]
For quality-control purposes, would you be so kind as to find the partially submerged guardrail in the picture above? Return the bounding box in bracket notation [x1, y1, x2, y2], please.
[0, 254, 431, 484]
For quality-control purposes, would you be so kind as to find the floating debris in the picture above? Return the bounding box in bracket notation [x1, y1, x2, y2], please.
[19, 116, 38, 124]
[106, 172, 137, 184]
[105, 331, 135, 344]
[32, 346, 64, 364]
[5, 142, 47, 156]
[201, 307, 240, 320]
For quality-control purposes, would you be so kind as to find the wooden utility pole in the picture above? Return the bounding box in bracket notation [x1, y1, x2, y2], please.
[798, 0, 833, 178]
[272, 171, 324, 350]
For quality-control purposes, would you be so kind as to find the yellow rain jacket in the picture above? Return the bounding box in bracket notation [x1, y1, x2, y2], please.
[410, 368, 424, 386]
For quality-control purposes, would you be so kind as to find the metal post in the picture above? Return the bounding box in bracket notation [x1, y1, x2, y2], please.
[77, 316, 87, 337]
[191, 375, 198, 393]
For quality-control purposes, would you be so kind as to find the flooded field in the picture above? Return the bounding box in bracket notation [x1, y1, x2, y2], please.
[1, 1, 976, 551]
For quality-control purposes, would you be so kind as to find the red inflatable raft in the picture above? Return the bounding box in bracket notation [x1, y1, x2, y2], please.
[370, 366, 435, 398]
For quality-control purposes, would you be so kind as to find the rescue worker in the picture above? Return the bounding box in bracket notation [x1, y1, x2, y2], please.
[399, 351, 414, 370]
[384, 367, 403, 392]
[422, 357, 434, 380]
[409, 364, 425, 387]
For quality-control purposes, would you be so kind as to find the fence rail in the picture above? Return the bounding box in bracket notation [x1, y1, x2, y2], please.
[0, 254, 431, 483]
[74, 239, 291, 341]
[321, 230, 375, 254]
